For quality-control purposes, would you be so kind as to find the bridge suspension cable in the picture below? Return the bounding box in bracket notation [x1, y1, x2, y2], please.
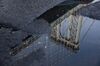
[81, 19, 95, 42]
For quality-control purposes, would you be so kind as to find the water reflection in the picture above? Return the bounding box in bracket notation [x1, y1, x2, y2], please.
[13, 16, 100, 66]
[51, 37, 79, 53]
[48, 16, 100, 66]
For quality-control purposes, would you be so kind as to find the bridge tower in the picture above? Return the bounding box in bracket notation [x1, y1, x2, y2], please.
[51, 5, 84, 49]
[51, 15, 83, 49]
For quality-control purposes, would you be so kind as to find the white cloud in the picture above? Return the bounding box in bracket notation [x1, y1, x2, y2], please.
[92, 0, 100, 3]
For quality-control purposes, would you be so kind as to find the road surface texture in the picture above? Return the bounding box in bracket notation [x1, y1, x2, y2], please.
[0, 0, 66, 66]
[0, 0, 99, 66]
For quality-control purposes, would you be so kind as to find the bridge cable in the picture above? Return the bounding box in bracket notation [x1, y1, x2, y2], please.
[81, 19, 95, 42]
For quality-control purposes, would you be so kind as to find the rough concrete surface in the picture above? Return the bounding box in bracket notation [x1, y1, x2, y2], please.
[0, 0, 66, 28]
[0, 0, 66, 66]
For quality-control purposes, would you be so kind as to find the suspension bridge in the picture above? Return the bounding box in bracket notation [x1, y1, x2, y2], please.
[50, 0, 100, 49]
[51, 4, 87, 49]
